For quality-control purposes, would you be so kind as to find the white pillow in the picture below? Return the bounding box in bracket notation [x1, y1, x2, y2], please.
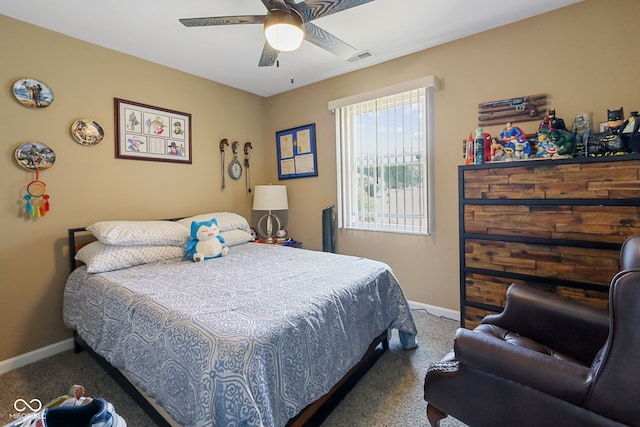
[220, 229, 254, 247]
[177, 212, 251, 233]
[76, 241, 185, 273]
[87, 221, 190, 246]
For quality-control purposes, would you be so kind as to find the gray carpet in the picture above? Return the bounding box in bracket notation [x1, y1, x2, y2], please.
[0, 309, 467, 426]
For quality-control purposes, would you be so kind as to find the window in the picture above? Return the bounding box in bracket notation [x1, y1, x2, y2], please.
[330, 76, 439, 235]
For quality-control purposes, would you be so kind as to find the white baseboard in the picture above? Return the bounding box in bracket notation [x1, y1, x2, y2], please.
[408, 300, 460, 322]
[0, 338, 74, 375]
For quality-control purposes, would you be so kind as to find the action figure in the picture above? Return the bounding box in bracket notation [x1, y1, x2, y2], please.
[499, 122, 526, 144]
[491, 140, 506, 161]
[621, 111, 640, 153]
[499, 122, 530, 159]
[549, 129, 576, 157]
[538, 109, 567, 132]
[534, 129, 558, 158]
[549, 109, 567, 131]
[572, 113, 592, 157]
[587, 107, 626, 156]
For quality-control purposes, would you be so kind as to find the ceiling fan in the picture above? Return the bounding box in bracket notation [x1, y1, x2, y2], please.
[179, 0, 375, 67]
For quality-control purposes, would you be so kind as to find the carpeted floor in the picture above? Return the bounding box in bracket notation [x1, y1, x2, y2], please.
[0, 309, 467, 426]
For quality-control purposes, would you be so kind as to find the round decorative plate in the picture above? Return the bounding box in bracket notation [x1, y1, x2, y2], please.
[14, 142, 56, 170]
[12, 78, 54, 108]
[71, 119, 104, 146]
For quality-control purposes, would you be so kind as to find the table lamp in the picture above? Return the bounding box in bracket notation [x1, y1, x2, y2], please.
[253, 184, 288, 243]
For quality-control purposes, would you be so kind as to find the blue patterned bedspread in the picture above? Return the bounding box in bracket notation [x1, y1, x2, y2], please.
[63, 243, 417, 427]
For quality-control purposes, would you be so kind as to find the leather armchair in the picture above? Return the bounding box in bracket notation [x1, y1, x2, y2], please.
[424, 235, 640, 427]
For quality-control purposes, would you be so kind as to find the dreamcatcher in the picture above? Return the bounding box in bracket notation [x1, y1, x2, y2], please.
[15, 142, 55, 219]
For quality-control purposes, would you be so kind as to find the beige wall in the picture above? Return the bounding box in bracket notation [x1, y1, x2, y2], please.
[266, 0, 640, 310]
[2, 0, 639, 362]
[0, 15, 268, 361]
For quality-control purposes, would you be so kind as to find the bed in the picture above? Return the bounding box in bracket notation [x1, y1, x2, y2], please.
[63, 212, 418, 427]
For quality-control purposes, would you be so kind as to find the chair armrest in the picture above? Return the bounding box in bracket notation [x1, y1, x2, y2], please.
[482, 283, 609, 364]
[454, 327, 594, 405]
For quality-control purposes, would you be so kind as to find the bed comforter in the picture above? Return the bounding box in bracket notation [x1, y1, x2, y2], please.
[63, 242, 417, 427]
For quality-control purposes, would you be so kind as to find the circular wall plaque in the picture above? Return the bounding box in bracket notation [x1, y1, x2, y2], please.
[71, 119, 104, 145]
[12, 78, 54, 108]
[15, 142, 56, 170]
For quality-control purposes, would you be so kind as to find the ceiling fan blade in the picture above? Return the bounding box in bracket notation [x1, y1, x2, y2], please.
[261, 0, 290, 12]
[179, 15, 265, 27]
[303, 22, 357, 60]
[291, 0, 375, 22]
[258, 42, 279, 67]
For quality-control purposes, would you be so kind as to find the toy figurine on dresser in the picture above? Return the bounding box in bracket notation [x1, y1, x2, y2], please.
[532, 127, 575, 159]
[481, 132, 493, 162]
[490, 139, 506, 161]
[549, 128, 576, 158]
[534, 129, 558, 158]
[539, 109, 567, 132]
[587, 107, 626, 156]
[572, 113, 592, 156]
[621, 111, 640, 153]
[498, 121, 530, 160]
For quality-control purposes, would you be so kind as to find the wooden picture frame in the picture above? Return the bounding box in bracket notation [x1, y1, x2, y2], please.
[115, 98, 192, 164]
[276, 123, 318, 179]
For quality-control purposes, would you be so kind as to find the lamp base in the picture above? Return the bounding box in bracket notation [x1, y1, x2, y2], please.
[257, 213, 282, 242]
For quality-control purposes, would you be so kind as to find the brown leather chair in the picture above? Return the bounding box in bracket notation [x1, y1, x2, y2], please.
[619, 234, 640, 270]
[424, 235, 640, 427]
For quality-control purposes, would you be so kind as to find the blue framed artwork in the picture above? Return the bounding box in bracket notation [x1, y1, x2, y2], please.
[276, 123, 318, 179]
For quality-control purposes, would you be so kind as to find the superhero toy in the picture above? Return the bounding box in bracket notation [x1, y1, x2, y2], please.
[587, 107, 626, 156]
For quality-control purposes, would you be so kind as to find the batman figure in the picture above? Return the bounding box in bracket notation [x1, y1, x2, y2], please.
[587, 107, 626, 156]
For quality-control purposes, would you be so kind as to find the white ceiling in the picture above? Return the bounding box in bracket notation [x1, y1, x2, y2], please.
[0, 0, 581, 97]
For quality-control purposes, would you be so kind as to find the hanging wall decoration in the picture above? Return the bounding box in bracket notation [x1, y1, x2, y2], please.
[14, 142, 55, 219]
[478, 93, 547, 127]
[114, 98, 192, 164]
[71, 119, 104, 146]
[12, 78, 54, 109]
[219, 139, 229, 190]
[276, 123, 318, 180]
[228, 141, 242, 181]
[244, 142, 253, 194]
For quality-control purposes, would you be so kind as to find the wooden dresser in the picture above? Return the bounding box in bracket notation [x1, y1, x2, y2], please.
[458, 155, 640, 328]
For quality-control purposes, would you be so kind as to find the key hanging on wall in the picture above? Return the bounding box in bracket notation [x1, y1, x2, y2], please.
[219, 139, 229, 190]
[244, 142, 252, 194]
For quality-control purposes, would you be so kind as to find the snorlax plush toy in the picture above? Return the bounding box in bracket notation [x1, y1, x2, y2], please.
[185, 218, 229, 262]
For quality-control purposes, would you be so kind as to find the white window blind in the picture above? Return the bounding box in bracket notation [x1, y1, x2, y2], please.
[331, 77, 438, 235]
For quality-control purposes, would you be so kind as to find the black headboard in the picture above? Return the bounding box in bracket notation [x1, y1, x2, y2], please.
[68, 227, 90, 273]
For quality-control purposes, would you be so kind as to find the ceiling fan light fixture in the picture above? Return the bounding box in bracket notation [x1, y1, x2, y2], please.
[264, 9, 304, 52]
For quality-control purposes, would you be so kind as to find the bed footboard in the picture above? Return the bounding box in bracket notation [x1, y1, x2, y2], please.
[73, 329, 388, 427]
[287, 330, 388, 426]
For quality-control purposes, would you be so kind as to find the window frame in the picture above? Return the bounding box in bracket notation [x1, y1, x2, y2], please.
[329, 76, 440, 235]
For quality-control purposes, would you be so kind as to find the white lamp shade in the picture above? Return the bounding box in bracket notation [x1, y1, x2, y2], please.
[253, 185, 288, 211]
[264, 10, 304, 52]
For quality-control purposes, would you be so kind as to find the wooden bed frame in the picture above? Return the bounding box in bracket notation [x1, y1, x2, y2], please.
[67, 226, 389, 426]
